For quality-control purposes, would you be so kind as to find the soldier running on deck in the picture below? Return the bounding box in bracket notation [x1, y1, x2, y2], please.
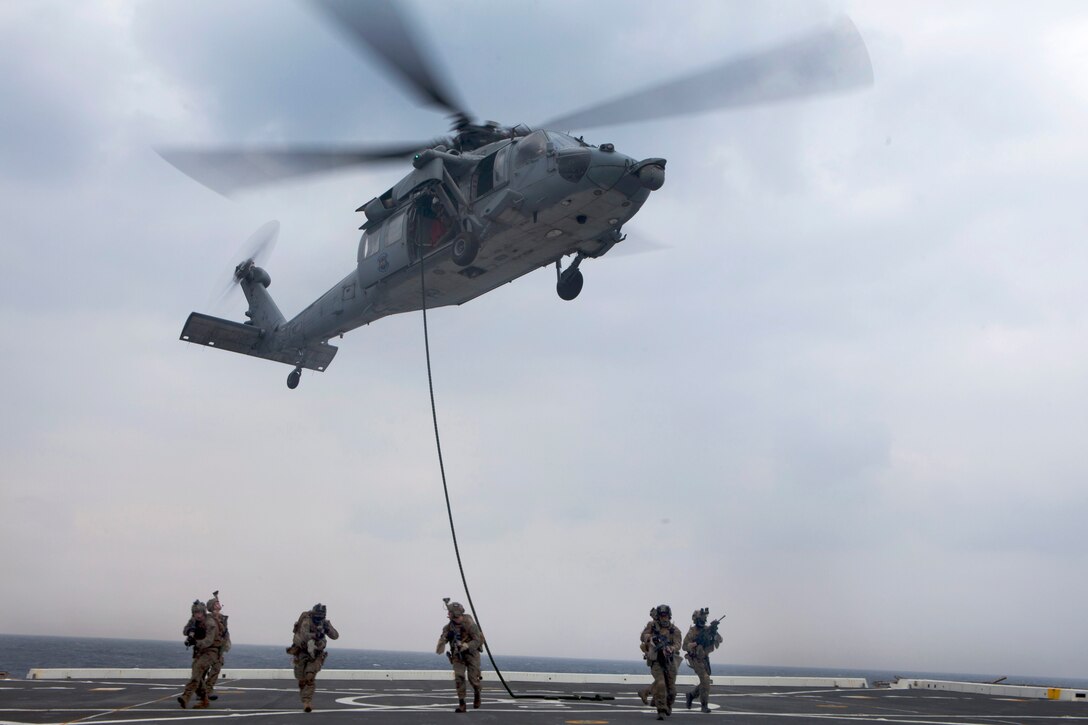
[639, 604, 682, 720]
[204, 591, 230, 701]
[178, 600, 219, 709]
[287, 603, 340, 712]
[436, 599, 485, 712]
[683, 608, 723, 713]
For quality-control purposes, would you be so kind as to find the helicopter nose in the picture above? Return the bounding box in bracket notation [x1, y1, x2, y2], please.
[632, 158, 666, 190]
[562, 148, 626, 190]
[636, 163, 665, 190]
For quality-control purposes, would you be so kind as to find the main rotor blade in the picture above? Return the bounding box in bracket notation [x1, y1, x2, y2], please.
[543, 17, 873, 132]
[157, 143, 426, 196]
[312, 0, 469, 118]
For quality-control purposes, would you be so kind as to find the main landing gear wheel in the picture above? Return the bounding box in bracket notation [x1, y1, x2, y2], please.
[287, 366, 302, 389]
[451, 235, 479, 266]
[557, 268, 583, 301]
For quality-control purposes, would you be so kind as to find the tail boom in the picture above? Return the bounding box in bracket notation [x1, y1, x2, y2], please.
[179, 312, 337, 372]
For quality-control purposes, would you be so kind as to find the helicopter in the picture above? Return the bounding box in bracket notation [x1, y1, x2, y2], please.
[165, 0, 873, 389]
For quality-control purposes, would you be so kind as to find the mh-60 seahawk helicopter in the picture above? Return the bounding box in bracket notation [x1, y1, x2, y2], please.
[164, 0, 872, 389]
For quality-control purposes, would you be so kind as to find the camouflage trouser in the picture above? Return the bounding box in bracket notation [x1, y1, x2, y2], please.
[294, 653, 327, 705]
[451, 651, 482, 700]
[688, 656, 712, 706]
[650, 660, 678, 714]
[206, 650, 225, 693]
[182, 649, 218, 702]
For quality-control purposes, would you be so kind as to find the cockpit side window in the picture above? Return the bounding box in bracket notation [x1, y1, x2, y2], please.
[475, 151, 497, 197]
[515, 130, 548, 168]
[493, 145, 509, 187]
[473, 143, 512, 198]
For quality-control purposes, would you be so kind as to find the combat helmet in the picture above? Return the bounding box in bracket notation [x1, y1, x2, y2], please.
[191, 600, 207, 615]
[693, 607, 708, 624]
[655, 604, 672, 619]
[206, 590, 220, 611]
[447, 601, 466, 617]
[312, 603, 327, 620]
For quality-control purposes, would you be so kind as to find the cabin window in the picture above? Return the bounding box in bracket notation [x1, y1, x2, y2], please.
[385, 213, 405, 247]
[363, 226, 382, 258]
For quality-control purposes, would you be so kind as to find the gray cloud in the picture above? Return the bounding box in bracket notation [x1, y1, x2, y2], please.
[1, 0, 1087, 681]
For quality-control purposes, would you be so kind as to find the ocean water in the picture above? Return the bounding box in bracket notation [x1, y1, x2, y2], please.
[1, 634, 1085, 690]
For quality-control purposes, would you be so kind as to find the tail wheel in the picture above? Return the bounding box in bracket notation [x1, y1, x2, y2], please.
[287, 367, 302, 389]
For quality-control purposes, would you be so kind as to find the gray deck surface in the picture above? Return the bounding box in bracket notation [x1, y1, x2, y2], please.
[3, 677, 1088, 725]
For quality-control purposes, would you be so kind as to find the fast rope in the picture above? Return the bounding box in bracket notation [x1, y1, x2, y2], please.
[417, 244, 609, 702]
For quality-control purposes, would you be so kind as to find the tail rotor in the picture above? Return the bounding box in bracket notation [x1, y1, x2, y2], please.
[211, 220, 280, 307]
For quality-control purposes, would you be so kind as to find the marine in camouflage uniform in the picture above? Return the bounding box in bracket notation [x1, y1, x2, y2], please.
[287, 603, 340, 712]
[204, 591, 231, 700]
[682, 608, 723, 713]
[178, 600, 219, 709]
[435, 600, 485, 713]
[639, 604, 682, 720]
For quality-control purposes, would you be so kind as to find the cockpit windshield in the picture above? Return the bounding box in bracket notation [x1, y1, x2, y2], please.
[545, 131, 585, 150]
[514, 130, 548, 167]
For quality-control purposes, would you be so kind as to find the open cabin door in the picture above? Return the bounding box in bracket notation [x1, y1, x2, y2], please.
[407, 193, 456, 262]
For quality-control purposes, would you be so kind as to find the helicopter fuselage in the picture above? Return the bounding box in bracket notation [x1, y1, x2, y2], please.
[173, 1, 872, 389]
[181, 129, 665, 385]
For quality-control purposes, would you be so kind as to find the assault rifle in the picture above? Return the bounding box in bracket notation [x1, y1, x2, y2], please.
[649, 632, 674, 667]
[183, 617, 209, 649]
[445, 622, 467, 662]
[306, 619, 329, 657]
[183, 619, 198, 648]
[695, 610, 726, 649]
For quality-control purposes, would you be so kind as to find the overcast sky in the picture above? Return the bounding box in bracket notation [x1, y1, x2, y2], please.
[2, 0, 1087, 680]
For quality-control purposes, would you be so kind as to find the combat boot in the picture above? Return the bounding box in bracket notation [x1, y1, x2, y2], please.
[177, 695, 188, 709]
[303, 701, 312, 713]
[473, 686, 481, 709]
[194, 696, 211, 709]
[455, 698, 467, 713]
[686, 691, 695, 709]
[638, 686, 650, 705]
[701, 703, 712, 713]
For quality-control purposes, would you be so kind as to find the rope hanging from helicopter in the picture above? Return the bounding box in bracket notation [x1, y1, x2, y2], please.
[416, 241, 609, 703]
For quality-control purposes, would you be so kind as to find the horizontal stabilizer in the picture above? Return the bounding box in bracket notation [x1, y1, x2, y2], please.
[180, 312, 337, 372]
